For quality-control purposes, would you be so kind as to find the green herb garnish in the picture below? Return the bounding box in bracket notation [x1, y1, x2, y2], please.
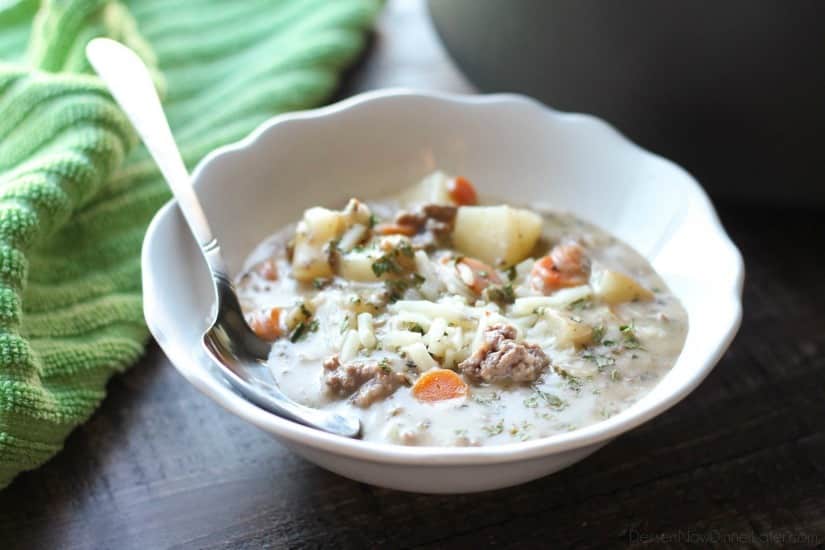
[524, 389, 567, 410]
[620, 321, 644, 350]
[371, 256, 402, 277]
[483, 283, 516, 305]
[312, 277, 330, 290]
[568, 297, 592, 311]
[289, 322, 307, 342]
[483, 420, 504, 436]
[385, 279, 409, 302]
[398, 241, 414, 258]
[583, 351, 616, 371]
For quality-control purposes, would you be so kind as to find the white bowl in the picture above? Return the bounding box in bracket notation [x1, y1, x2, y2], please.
[142, 89, 744, 493]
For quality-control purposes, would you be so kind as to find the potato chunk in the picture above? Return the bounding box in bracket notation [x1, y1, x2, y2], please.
[541, 308, 593, 348]
[397, 171, 452, 207]
[291, 207, 343, 281]
[592, 269, 654, 304]
[452, 205, 543, 266]
[291, 199, 372, 282]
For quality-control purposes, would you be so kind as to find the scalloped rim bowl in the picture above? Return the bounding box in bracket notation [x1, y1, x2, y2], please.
[142, 90, 744, 493]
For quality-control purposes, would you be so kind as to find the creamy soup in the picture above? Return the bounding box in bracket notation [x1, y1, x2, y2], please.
[237, 172, 688, 446]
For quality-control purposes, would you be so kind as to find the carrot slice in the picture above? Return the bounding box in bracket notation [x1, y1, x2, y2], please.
[256, 259, 279, 281]
[447, 176, 478, 206]
[248, 307, 282, 341]
[530, 243, 589, 293]
[456, 257, 501, 293]
[412, 369, 468, 402]
[374, 222, 417, 236]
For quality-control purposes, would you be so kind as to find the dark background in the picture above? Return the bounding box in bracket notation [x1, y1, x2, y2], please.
[2, 2, 824, 548]
[430, 0, 825, 206]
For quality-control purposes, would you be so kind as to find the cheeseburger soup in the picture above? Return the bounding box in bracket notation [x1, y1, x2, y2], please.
[237, 172, 687, 446]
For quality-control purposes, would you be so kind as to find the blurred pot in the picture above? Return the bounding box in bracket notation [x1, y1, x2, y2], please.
[429, 0, 825, 205]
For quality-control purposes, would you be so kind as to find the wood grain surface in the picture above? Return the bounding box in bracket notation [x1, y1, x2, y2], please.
[1, 2, 824, 549]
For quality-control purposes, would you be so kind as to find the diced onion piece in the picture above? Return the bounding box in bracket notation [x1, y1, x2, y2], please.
[357, 312, 377, 349]
[339, 329, 361, 362]
[338, 224, 367, 252]
[403, 342, 439, 371]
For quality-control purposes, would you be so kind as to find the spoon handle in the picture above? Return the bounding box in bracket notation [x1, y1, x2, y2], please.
[86, 38, 224, 271]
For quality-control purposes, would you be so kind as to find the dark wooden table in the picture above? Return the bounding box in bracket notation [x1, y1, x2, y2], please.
[2, 2, 824, 548]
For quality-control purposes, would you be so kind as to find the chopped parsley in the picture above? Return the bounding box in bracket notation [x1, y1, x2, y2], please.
[553, 366, 584, 393]
[371, 255, 403, 277]
[385, 278, 410, 302]
[368, 213, 379, 228]
[582, 351, 616, 371]
[288, 319, 318, 342]
[483, 283, 516, 305]
[371, 241, 415, 278]
[506, 265, 517, 281]
[620, 321, 644, 350]
[482, 419, 504, 436]
[312, 277, 331, 290]
[408, 323, 425, 335]
[567, 297, 592, 312]
[472, 392, 501, 406]
[378, 357, 392, 373]
[524, 389, 567, 410]
[591, 325, 605, 344]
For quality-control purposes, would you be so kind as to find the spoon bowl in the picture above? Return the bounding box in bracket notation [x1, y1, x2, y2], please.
[86, 38, 361, 438]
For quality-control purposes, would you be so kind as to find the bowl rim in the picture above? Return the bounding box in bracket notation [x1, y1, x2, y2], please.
[142, 88, 744, 465]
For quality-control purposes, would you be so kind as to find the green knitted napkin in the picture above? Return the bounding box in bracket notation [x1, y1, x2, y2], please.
[0, 0, 380, 489]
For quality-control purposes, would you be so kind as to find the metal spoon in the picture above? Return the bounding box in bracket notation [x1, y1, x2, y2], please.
[86, 38, 361, 438]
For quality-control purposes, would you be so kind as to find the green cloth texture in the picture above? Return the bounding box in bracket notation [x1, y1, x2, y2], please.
[0, 0, 380, 489]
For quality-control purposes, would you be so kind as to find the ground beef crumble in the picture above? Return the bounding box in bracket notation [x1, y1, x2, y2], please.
[394, 203, 457, 248]
[323, 355, 409, 407]
[458, 324, 550, 384]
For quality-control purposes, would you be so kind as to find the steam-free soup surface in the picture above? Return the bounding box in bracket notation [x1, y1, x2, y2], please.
[237, 172, 687, 446]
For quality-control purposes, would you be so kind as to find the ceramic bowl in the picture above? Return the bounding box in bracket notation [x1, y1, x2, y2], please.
[142, 89, 744, 493]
